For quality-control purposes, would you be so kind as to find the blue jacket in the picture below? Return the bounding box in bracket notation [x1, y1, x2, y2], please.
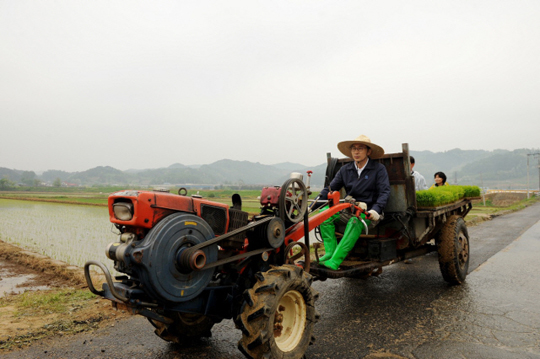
[319, 159, 391, 214]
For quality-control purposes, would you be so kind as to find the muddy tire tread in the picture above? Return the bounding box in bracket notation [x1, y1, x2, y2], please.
[437, 215, 469, 285]
[152, 312, 215, 344]
[236, 264, 319, 359]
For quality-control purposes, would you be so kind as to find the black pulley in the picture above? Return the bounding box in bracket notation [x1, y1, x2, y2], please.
[247, 217, 285, 249]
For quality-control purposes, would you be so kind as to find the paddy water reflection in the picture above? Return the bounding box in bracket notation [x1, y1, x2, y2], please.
[0, 199, 118, 273]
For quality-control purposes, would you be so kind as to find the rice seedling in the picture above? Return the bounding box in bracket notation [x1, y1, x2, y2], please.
[416, 185, 481, 207]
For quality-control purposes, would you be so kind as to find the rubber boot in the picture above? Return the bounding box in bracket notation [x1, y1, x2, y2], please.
[321, 216, 369, 270]
[317, 206, 340, 263]
[318, 221, 338, 262]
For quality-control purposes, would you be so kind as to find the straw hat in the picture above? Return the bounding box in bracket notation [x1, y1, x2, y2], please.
[337, 134, 385, 159]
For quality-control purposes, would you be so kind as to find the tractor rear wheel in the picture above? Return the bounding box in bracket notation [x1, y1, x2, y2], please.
[437, 215, 470, 285]
[236, 265, 319, 359]
[151, 312, 215, 343]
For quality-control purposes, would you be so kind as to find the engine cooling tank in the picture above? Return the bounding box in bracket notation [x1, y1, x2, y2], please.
[290, 172, 304, 181]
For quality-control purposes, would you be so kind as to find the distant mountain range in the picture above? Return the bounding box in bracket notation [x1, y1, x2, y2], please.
[1, 148, 539, 189]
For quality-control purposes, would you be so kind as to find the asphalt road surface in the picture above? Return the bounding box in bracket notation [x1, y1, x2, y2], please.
[5, 202, 540, 359]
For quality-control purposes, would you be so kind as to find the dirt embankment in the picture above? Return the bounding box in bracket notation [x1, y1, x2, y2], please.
[484, 192, 529, 206]
[467, 192, 534, 224]
[0, 241, 128, 351]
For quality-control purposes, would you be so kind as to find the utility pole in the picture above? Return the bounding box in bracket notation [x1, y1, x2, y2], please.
[527, 152, 540, 199]
[527, 155, 530, 199]
[481, 173, 485, 206]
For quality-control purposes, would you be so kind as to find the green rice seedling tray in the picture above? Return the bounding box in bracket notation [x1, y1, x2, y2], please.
[416, 185, 481, 208]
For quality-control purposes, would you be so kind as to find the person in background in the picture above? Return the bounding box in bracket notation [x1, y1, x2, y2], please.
[410, 156, 427, 191]
[430, 171, 449, 188]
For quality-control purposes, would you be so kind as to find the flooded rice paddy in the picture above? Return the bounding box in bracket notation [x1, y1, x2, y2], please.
[0, 199, 118, 273]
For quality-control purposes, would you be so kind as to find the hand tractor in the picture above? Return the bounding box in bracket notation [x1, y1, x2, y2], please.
[85, 143, 475, 359]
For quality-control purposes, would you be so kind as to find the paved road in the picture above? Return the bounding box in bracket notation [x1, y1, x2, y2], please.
[5, 203, 540, 359]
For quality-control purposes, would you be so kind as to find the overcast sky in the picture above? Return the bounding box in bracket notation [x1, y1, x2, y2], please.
[1, 1, 539, 173]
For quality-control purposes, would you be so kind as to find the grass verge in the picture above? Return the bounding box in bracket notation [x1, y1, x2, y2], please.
[0, 288, 111, 350]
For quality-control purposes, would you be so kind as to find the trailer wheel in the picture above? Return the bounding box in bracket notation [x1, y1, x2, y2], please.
[236, 265, 319, 359]
[437, 215, 470, 285]
[151, 312, 215, 343]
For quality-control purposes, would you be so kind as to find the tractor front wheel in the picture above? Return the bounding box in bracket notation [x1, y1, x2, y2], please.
[150, 312, 215, 343]
[437, 215, 470, 285]
[236, 265, 319, 359]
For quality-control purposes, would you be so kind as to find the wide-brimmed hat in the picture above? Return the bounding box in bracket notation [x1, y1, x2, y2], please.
[337, 134, 385, 159]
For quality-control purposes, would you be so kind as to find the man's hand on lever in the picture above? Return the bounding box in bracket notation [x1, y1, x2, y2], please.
[367, 210, 380, 221]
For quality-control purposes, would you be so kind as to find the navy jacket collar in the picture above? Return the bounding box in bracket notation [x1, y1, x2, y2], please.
[345, 158, 377, 172]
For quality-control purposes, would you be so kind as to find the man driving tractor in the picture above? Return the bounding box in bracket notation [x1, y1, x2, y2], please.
[317, 134, 391, 270]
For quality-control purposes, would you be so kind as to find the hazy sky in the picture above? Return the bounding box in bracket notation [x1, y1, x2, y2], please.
[1, 1, 539, 173]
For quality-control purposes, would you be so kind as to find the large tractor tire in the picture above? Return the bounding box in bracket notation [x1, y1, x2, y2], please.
[437, 215, 470, 285]
[236, 265, 319, 359]
[150, 312, 215, 343]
